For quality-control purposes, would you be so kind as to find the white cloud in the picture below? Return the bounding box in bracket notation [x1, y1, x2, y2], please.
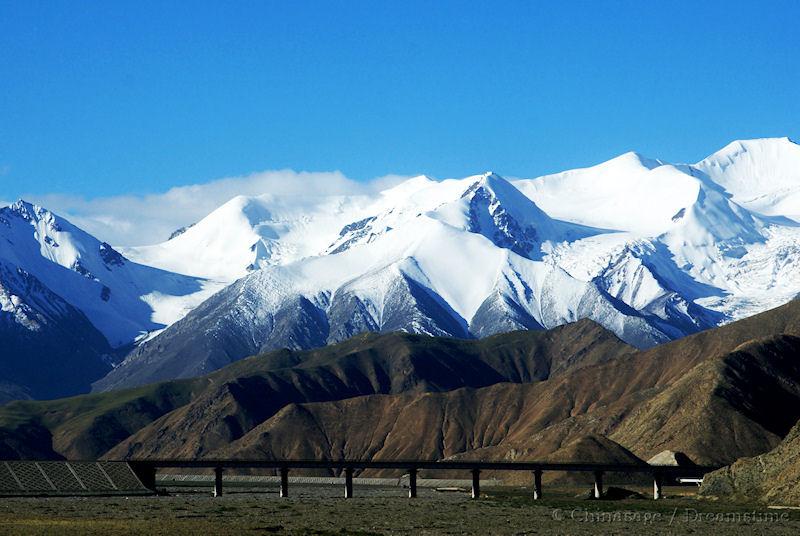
[24, 169, 412, 246]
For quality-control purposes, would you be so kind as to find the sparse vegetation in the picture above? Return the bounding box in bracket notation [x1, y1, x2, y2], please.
[0, 486, 798, 535]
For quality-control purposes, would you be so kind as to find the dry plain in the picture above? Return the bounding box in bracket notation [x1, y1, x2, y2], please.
[0, 485, 798, 536]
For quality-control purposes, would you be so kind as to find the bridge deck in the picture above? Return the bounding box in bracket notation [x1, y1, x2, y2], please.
[126, 458, 716, 476]
[122, 459, 719, 501]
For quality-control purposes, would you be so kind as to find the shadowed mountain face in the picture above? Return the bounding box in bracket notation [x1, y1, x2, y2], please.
[2, 300, 800, 474]
[0, 262, 112, 402]
[0, 201, 218, 402]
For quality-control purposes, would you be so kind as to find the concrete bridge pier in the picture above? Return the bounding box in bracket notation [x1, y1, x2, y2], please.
[213, 466, 223, 497]
[533, 469, 542, 500]
[471, 468, 480, 499]
[653, 472, 663, 500]
[408, 468, 417, 498]
[344, 467, 354, 499]
[593, 471, 603, 500]
[280, 467, 289, 498]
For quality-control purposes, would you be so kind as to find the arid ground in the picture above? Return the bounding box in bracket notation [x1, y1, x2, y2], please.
[1, 485, 798, 535]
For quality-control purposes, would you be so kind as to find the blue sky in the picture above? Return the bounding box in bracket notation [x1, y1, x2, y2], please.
[1, 0, 798, 201]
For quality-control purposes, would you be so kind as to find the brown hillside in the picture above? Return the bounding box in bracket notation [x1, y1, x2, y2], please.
[4, 300, 800, 469]
[108, 304, 800, 467]
[700, 420, 800, 506]
[0, 320, 628, 459]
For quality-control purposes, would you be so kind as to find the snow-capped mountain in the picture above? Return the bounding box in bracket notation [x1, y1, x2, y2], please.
[694, 137, 800, 221]
[123, 172, 597, 282]
[95, 172, 694, 390]
[96, 137, 800, 391]
[0, 201, 222, 346]
[123, 191, 379, 282]
[5, 137, 800, 399]
[0, 258, 113, 401]
[516, 137, 800, 323]
[0, 201, 227, 399]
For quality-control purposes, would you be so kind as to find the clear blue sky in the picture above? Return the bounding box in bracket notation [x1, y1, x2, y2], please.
[1, 0, 798, 199]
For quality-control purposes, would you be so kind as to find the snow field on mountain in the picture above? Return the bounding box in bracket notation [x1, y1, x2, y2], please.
[695, 137, 800, 220]
[0, 202, 215, 346]
[514, 153, 702, 235]
[116, 138, 800, 354]
[4, 137, 800, 362]
[124, 193, 373, 282]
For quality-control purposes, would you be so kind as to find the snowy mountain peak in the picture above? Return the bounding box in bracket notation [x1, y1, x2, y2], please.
[594, 151, 664, 173]
[10, 137, 800, 399]
[464, 176, 544, 224]
[133, 193, 288, 279]
[4, 201, 133, 276]
[0, 202, 217, 347]
[8, 198, 36, 216]
[700, 137, 799, 163]
[428, 172, 572, 259]
[126, 189, 375, 281]
[5, 199, 59, 228]
[221, 194, 275, 227]
[380, 174, 436, 198]
[463, 171, 513, 193]
[1, 199, 100, 275]
[323, 172, 568, 261]
[694, 137, 800, 221]
[461, 171, 517, 198]
[695, 137, 800, 178]
[514, 157, 701, 236]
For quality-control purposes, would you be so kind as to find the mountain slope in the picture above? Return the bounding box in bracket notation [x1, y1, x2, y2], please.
[0, 260, 112, 401]
[100, 137, 800, 391]
[108, 300, 800, 466]
[0, 320, 631, 459]
[96, 176, 674, 391]
[700, 418, 800, 506]
[212, 333, 799, 468]
[694, 137, 800, 221]
[515, 138, 800, 324]
[4, 299, 800, 469]
[5, 137, 800, 402]
[0, 201, 227, 401]
[0, 201, 219, 347]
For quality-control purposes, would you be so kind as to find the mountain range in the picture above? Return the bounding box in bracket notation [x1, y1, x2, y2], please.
[2, 297, 800, 498]
[2, 137, 800, 400]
